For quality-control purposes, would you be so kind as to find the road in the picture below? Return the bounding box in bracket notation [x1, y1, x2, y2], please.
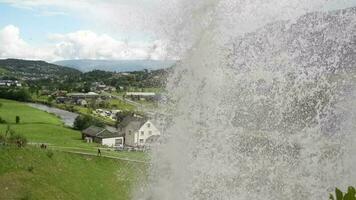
[29, 143, 148, 164]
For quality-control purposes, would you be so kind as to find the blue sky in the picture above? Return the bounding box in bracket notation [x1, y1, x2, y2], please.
[0, 0, 165, 61]
[0, 0, 355, 61]
[0, 3, 88, 46]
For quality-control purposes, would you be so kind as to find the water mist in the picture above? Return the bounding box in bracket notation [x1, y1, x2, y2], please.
[136, 1, 356, 199]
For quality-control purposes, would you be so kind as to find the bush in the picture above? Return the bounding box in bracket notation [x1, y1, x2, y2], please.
[0, 134, 5, 145]
[330, 186, 356, 200]
[0, 126, 27, 147]
[8, 134, 27, 148]
[46, 151, 54, 159]
[27, 166, 34, 173]
[73, 115, 104, 130]
[15, 116, 20, 124]
[0, 117, 6, 124]
[0, 88, 31, 102]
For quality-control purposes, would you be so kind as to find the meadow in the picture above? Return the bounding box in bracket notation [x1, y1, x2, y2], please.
[0, 147, 146, 200]
[0, 99, 147, 199]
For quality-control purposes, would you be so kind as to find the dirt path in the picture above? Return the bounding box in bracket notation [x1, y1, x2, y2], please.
[29, 143, 148, 164]
[60, 150, 149, 164]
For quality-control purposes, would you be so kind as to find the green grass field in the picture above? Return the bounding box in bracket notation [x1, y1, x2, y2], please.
[0, 147, 146, 200]
[0, 99, 148, 199]
[0, 99, 147, 160]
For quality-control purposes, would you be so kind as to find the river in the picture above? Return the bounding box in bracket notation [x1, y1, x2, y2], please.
[27, 103, 78, 127]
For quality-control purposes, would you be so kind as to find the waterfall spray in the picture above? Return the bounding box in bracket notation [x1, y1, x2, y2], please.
[136, 1, 356, 199]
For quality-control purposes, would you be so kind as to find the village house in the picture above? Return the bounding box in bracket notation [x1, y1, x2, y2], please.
[125, 92, 158, 101]
[0, 80, 22, 87]
[82, 126, 124, 148]
[75, 99, 88, 107]
[51, 90, 68, 97]
[67, 92, 100, 100]
[118, 116, 161, 148]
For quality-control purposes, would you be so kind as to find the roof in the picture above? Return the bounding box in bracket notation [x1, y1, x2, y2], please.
[146, 135, 160, 144]
[82, 126, 123, 139]
[67, 92, 99, 97]
[118, 116, 147, 132]
[126, 92, 156, 96]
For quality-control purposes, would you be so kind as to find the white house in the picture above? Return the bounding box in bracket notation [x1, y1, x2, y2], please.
[82, 126, 124, 148]
[118, 116, 161, 147]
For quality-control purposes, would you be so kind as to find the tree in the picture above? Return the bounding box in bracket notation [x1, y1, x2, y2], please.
[115, 111, 133, 128]
[0, 117, 6, 124]
[15, 116, 20, 124]
[73, 115, 104, 130]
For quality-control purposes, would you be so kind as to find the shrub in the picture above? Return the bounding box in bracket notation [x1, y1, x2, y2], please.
[15, 116, 20, 124]
[330, 186, 356, 200]
[0, 117, 6, 124]
[46, 151, 54, 159]
[0, 134, 5, 145]
[8, 134, 27, 148]
[0, 88, 31, 102]
[27, 166, 34, 173]
[73, 115, 104, 130]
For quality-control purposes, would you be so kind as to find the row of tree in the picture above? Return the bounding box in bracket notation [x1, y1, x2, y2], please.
[0, 88, 31, 102]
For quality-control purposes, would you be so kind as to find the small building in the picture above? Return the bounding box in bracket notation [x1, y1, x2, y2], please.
[56, 97, 69, 104]
[51, 90, 68, 97]
[77, 99, 88, 107]
[82, 126, 124, 148]
[0, 80, 22, 87]
[67, 92, 99, 100]
[118, 116, 161, 147]
[125, 92, 157, 101]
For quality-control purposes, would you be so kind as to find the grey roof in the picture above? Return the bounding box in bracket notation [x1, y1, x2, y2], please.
[146, 135, 160, 144]
[119, 116, 147, 132]
[82, 126, 123, 139]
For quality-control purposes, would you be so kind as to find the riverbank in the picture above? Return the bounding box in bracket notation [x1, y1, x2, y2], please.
[27, 103, 78, 127]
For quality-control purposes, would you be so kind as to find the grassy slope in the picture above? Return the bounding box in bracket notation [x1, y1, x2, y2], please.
[0, 99, 147, 161]
[0, 99, 148, 199]
[0, 147, 146, 200]
[0, 67, 8, 75]
[0, 99, 62, 125]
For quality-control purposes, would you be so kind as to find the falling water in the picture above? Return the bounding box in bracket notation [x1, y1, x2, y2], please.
[136, 1, 356, 199]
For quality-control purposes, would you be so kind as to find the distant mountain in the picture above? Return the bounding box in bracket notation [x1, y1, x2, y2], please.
[54, 59, 176, 72]
[0, 59, 81, 79]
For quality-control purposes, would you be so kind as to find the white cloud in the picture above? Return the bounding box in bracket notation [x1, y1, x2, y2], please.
[0, 25, 168, 61]
[50, 30, 167, 60]
[0, 25, 54, 60]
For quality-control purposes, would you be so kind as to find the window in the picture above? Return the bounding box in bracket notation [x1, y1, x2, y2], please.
[147, 123, 151, 128]
[139, 139, 144, 143]
[115, 139, 123, 145]
[149, 131, 152, 135]
[141, 131, 144, 136]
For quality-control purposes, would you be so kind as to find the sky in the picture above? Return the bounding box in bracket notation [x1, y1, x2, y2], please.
[0, 0, 166, 61]
[0, 0, 355, 62]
